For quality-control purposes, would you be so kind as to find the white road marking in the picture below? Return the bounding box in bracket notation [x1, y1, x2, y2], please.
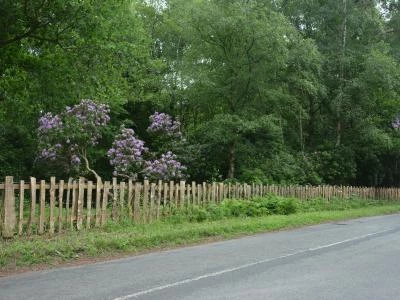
[113, 228, 393, 300]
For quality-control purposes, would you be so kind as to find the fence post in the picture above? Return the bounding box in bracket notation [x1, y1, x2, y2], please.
[27, 177, 36, 235]
[95, 179, 102, 227]
[179, 181, 185, 207]
[203, 182, 207, 204]
[192, 181, 197, 205]
[119, 181, 126, 218]
[127, 180, 134, 218]
[58, 180, 65, 232]
[197, 184, 202, 206]
[211, 182, 216, 203]
[39, 180, 46, 234]
[163, 182, 168, 207]
[186, 184, 191, 206]
[101, 181, 110, 226]
[112, 178, 119, 221]
[87, 180, 93, 229]
[150, 183, 156, 221]
[2, 176, 16, 238]
[143, 180, 150, 222]
[65, 178, 72, 227]
[157, 180, 162, 219]
[18, 180, 25, 236]
[133, 182, 141, 222]
[49, 177, 56, 234]
[219, 183, 224, 202]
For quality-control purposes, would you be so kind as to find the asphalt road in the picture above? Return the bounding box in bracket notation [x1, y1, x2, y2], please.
[1, 214, 400, 300]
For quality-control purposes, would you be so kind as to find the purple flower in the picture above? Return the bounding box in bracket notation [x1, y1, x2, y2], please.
[65, 99, 110, 145]
[71, 155, 81, 165]
[147, 112, 181, 137]
[144, 151, 186, 180]
[38, 113, 63, 133]
[108, 126, 148, 178]
[39, 147, 57, 160]
[37, 99, 110, 170]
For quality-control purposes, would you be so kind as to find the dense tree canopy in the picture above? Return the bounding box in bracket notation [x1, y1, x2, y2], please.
[1, 0, 399, 186]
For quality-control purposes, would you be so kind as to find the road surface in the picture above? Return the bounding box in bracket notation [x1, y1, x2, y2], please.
[1, 214, 400, 300]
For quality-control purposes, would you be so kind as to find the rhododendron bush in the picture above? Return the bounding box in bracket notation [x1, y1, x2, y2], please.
[107, 112, 186, 180]
[38, 103, 186, 181]
[37, 99, 110, 179]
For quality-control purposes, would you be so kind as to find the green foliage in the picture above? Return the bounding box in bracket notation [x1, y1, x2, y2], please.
[163, 194, 390, 224]
[297, 197, 384, 212]
[1, 0, 400, 186]
[164, 196, 300, 223]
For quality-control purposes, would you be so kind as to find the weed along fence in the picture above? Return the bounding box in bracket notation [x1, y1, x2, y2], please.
[1, 176, 400, 238]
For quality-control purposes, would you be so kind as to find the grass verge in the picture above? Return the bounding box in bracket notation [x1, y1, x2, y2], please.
[1, 203, 400, 275]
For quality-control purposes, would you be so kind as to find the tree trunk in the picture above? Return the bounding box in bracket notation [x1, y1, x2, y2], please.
[227, 142, 235, 179]
[299, 105, 304, 153]
[336, 0, 348, 147]
[307, 97, 316, 148]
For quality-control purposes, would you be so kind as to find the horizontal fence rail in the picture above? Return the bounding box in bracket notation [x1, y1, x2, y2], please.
[1, 176, 400, 238]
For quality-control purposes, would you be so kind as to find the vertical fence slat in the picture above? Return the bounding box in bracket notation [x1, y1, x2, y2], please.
[28, 177, 36, 235]
[192, 182, 197, 205]
[39, 180, 46, 234]
[65, 178, 72, 227]
[18, 180, 24, 236]
[197, 184, 202, 206]
[163, 182, 168, 207]
[201, 182, 206, 205]
[175, 184, 179, 207]
[49, 177, 56, 234]
[219, 183, 224, 203]
[150, 183, 156, 222]
[2, 176, 16, 238]
[169, 181, 174, 207]
[179, 181, 185, 207]
[128, 180, 133, 218]
[95, 180, 102, 227]
[133, 183, 141, 222]
[212, 183, 216, 203]
[77, 177, 84, 230]
[143, 180, 149, 223]
[58, 180, 64, 232]
[186, 184, 191, 206]
[101, 181, 110, 226]
[157, 180, 162, 220]
[112, 178, 118, 221]
[87, 181, 93, 229]
[70, 180, 77, 229]
[119, 181, 126, 219]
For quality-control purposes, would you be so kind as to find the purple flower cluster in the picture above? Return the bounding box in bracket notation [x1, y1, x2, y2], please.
[71, 154, 81, 165]
[107, 127, 148, 178]
[144, 151, 186, 180]
[66, 99, 110, 127]
[37, 99, 110, 170]
[39, 148, 57, 160]
[65, 99, 110, 146]
[38, 113, 63, 134]
[147, 112, 181, 137]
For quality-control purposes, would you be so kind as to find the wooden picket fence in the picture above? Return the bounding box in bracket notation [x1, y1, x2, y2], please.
[1, 176, 400, 238]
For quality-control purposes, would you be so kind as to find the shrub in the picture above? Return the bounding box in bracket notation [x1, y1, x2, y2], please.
[277, 198, 298, 215]
[206, 204, 226, 220]
[221, 200, 245, 217]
